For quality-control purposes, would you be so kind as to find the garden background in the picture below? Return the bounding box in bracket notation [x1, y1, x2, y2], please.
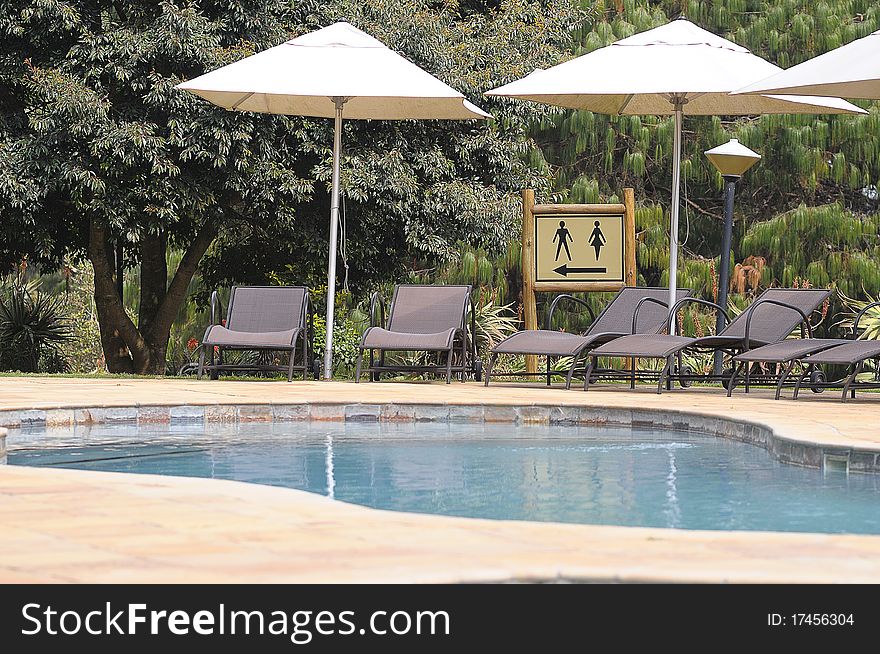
[1, 0, 879, 377]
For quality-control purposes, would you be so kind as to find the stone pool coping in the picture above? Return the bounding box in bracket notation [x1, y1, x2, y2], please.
[2, 377, 880, 583]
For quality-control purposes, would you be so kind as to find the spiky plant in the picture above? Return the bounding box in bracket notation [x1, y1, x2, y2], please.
[837, 291, 880, 340]
[0, 281, 72, 372]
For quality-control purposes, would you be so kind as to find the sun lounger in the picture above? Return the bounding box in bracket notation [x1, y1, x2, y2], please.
[355, 284, 477, 383]
[484, 287, 691, 389]
[198, 286, 313, 381]
[586, 288, 831, 393]
[727, 338, 844, 398]
[795, 338, 880, 401]
[730, 299, 880, 400]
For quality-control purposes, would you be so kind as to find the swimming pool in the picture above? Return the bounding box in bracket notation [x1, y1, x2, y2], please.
[7, 421, 880, 534]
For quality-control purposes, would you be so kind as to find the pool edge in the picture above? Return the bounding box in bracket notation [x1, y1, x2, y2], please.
[1, 399, 878, 474]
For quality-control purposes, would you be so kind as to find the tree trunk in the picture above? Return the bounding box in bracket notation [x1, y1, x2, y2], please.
[138, 222, 217, 375]
[89, 219, 216, 375]
[138, 231, 167, 339]
[88, 219, 148, 373]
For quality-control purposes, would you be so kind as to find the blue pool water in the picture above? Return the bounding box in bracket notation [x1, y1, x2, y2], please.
[7, 421, 880, 534]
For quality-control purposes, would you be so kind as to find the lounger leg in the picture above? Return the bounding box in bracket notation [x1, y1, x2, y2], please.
[775, 360, 795, 400]
[726, 362, 744, 397]
[460, 338, 467, 382]
[792, 367, 811, 400]
[445, 348, 453, 384]
[744, 362, 751, 393]
[355, 348, 365, 383]
[657, 357, 672, 394]
[841, 361, 863, 402]
[484, 353, 498, 387]
[582, 358, 595, 391]
[287, 349, 296, 382]
[565, 352, 580, 390]
[546, 355, 551, 387]
[197, 347, 206, 380]
[630, 357, 636, 390]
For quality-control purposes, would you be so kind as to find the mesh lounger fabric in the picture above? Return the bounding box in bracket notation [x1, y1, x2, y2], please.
[705, 288, 830, 346]
[203, 286, 307, 348]
[362, 285, 470, 351]
[590, 334, 692, 358]
[491, 330, 622, 356]
[226, 286, 306, 333]
[801, 340, 880, 365]
[361, 327, 458, 351]
[491, 287, 691, 357]
[590, 288, 831, 360]
[386, 286, 470, 335]
[203, 326, 299, 348]
[733, 339, 847, 363]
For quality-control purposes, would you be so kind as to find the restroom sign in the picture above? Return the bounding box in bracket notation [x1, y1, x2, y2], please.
[534, 212, 625, 283]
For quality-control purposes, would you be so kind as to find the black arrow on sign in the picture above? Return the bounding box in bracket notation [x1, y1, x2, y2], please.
[554, 264, 607, 276]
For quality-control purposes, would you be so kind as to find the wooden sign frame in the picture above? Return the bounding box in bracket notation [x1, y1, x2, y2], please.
[521, 188, 636, 373]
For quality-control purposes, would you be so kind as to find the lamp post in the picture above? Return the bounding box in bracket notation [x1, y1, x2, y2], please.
[704, 138, 761, 375]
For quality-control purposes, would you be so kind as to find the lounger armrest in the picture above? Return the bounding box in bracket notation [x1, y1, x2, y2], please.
[853, 300, 880, 339]
[743, 298, 812, 350]
[369, 292, 387, 328]
[209, 290, 223, 326]
[467, 291, 478, 363]
[304, 292, 314, 350]
[632, 297, 669, 334]
[666, 297, 731, 335]
[545, 294, 597, 332]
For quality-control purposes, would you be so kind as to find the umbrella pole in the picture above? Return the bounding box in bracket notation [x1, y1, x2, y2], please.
[323, 97, 346, 380]
[668, 102, 683, 334]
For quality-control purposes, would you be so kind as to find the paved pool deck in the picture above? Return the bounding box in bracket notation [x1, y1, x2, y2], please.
[1, 377, 879, 583]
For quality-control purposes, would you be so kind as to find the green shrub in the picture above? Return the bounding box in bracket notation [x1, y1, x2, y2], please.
[0, 281, 72, 372]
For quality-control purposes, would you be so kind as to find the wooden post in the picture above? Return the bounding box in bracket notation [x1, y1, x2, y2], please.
[623, 187, 637, 372]
[521, 189, 538, 374]
[624, 187, 637, 286]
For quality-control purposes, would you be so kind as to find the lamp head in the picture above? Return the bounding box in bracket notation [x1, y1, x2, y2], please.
[704, 138, 761, 178]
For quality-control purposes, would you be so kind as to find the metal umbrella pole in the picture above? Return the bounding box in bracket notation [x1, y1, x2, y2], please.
[323, 97, 348, 380]
[667, 97, 686, 334]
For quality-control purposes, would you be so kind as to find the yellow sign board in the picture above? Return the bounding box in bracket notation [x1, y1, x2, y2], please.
[534, 213, 625, 283]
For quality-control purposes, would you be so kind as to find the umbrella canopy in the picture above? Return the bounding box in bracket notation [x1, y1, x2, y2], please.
[178, 22, 489, 379]
[735, 29, 880, 99]
[178, 22, 489, 119]
[486, 18, 861, 114]
[487, 18, 864, 320]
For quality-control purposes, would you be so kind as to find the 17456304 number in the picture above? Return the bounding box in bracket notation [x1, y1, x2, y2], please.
[768, 613, 854, 627]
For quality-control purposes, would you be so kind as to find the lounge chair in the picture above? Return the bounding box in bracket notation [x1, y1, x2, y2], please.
[585, 288, 832, 393]
[484, 287, 692, 389]
[355, 284, 478, 383]
[198, 286, 314, 382]
[732, 300, 880, 401]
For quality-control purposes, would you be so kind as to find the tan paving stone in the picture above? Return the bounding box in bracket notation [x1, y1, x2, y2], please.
[2, 378, 880, 582]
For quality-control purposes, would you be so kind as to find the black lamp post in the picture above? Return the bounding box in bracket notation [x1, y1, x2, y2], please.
[704, 139, 761, 375]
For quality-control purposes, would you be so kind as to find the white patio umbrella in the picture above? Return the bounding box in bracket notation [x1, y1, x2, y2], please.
[735, 29, 880, 99]
[177, 22, 489, 379]
[486, 18, 864, 321]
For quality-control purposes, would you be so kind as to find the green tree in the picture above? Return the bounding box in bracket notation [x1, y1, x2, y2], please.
[1, 0, 312, 373]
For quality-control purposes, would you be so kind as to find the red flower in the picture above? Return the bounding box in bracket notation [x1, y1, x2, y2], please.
[186, 337, 199, 352]
[221, 319, 227, 327]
